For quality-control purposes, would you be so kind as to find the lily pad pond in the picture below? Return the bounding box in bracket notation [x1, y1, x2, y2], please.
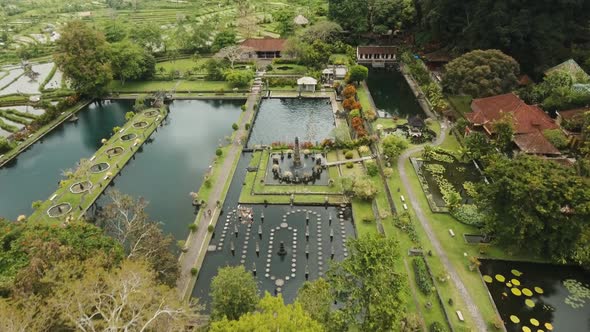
[480, 259, 590, 332]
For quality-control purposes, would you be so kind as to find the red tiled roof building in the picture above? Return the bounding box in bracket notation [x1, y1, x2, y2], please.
[465, 93, 561, 156]
[240, 38, 287, 59]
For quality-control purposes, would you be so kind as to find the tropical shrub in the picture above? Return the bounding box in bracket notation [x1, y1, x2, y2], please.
[365, 160, 379, 176]
[345, 151, 354, 159]
[413, 258, 433, 295]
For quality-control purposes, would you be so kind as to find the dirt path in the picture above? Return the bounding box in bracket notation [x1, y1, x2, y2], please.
[397, 121, 488, 331]
[177, 92, 258, 298]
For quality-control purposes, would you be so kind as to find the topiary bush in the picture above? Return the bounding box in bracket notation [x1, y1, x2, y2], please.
[216, 148, 223, 156]
[345, 151, 354, 159]
[191, 267, 199, 276]
[241, 104, 247, 111]
[245, 123, 250, 130]
[346, 162, 354, 169]
[208, 224, 214, 232]
[232, 123, 239, 130]
[413, 258, 433, 295]
[189, 224, 198, 232]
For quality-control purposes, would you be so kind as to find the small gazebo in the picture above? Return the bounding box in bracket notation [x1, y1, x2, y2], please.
[297, 77, 317, 92]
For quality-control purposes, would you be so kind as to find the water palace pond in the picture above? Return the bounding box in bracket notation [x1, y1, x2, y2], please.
[192, 97, 353, 308]
[0, 100, 129, 220]
[366, 68, 424, 118]
[0, 99, 242, 244]
[480, 259, 590, 332]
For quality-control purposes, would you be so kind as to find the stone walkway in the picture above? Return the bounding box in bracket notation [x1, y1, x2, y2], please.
[396, 120, 488, 331]
[324, 155, 373, 166]
[176, 91, 258, 299]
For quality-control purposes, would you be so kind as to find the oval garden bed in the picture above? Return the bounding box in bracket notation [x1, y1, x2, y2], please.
[106, 146, 124, 157]
[133, 121, 149, 128]
[69, 180, 93, 194]
[120, 133, 137, 141]
[47, 202, 72, 218]
[90, 162, 110, 173]
[144, 110, 159, 117]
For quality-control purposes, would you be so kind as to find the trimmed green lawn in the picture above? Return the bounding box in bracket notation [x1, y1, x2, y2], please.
[109, 80, 235, 92]
[448, 95, 473, 116]
[156, 58, 208, 75]
[30, 108, 167, 223]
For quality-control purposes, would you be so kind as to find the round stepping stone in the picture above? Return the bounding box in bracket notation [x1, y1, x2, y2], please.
[288, 226, 293, 230]
[275, 279, 285, 287]
[292, 258, 296, 263]
[291, 268, 296, 273]
[292, 263, 296, 267]
[291, 273, 296, 278]
[271, 276, 276, 280]
[265, 274, 269, 278]
[241, 255, 246, 259]
[267, 258, 271, 263]
[240, 260, 245, 264]
[266, 268, 270, 272]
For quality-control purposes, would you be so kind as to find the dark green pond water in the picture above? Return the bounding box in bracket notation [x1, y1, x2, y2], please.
[366, 69, 424, 118]
[248, 98, 335, 147]
[0, 101, 129, 220]
[480, 259, 590, 332]
[96, 99, 242, 240]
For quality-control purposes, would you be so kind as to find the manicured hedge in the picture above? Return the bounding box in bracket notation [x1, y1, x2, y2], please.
[413, 258, 433, 295]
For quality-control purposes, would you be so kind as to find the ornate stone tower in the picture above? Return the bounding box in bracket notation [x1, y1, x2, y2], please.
[293, 137, 302, 167]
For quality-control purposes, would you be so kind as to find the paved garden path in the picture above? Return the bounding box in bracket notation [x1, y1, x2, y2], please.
[325, 155, 373, 166]
[177, 91, 258, 299]
[397, 121, 488, 331]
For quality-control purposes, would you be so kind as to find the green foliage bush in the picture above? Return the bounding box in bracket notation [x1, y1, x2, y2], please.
[345, 151, 354, 159]
[207, 225, 214, 233]
[191, 267, 199, 276]
[216, 148, 223, 156]
[0, 136, 15, 153]
[450, 204, 484, 226]
[189, 223, 198, 232]
[429, 321, 446, 332]
[543, 129, 569, 149]
[232, 123, 238, 130]
[349, 109, 361, 119]
[394, 212, 419, 243]
[413, 258, 433, 295]
[245, 123, 251, 130]
[365, 160, 379, 176]
[241, 104, 247, 111]
[345, 162, 354, 168]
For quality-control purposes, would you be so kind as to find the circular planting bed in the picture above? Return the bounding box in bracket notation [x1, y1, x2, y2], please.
[106, 146, 124, 157]
[69, 180, 93, 194]
[120, 133, 137, 141]
[144, 110, 159, 117]
[90, 162, 110, 173]
[133, 121, 149, 128]
[47, 203, 72, 218]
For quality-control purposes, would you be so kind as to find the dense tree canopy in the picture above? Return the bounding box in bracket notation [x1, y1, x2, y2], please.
[54, 20, 112, 97]
[477, 155, 590, 264]
[109, 41, 155, 84]
[417, 0, 590, 74]
[210, 266, 259, 321]
[442, 49, 520, 98]
[0, 220, 123, 296]
[329, 0, 416, 34]
[382, 134, 409, 160]
[327, 235, 406, 331]
[210, 293, 324, 332]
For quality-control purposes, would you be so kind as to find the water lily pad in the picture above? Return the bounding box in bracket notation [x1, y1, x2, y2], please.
[510, 315, 520, 323]
[525, 299, 535, 308]
[534, 286, 544, 294]
[544, 322, 553, 330]
[506, 282, 513, 287]
[511, 287, 522, 296]
[522, 327, 531, 332]
[512, 269, 523, 276]
[512, 279, 521, 286]
[495, 274, 506, 282]
[483, 275, 493, 283]
[522, 288, 533, 297]
[530, 318, 539, 326]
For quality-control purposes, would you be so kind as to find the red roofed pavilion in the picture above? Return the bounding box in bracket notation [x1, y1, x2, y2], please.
[465, 93, 561, 156]
[240, 38, 287, 59]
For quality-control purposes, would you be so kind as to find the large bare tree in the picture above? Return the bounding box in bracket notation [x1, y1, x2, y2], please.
[215, 45, 255, 69]
[98, 190, 179, 286]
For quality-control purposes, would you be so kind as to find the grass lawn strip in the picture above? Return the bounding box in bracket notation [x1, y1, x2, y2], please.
[28, 107, 167, 223]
